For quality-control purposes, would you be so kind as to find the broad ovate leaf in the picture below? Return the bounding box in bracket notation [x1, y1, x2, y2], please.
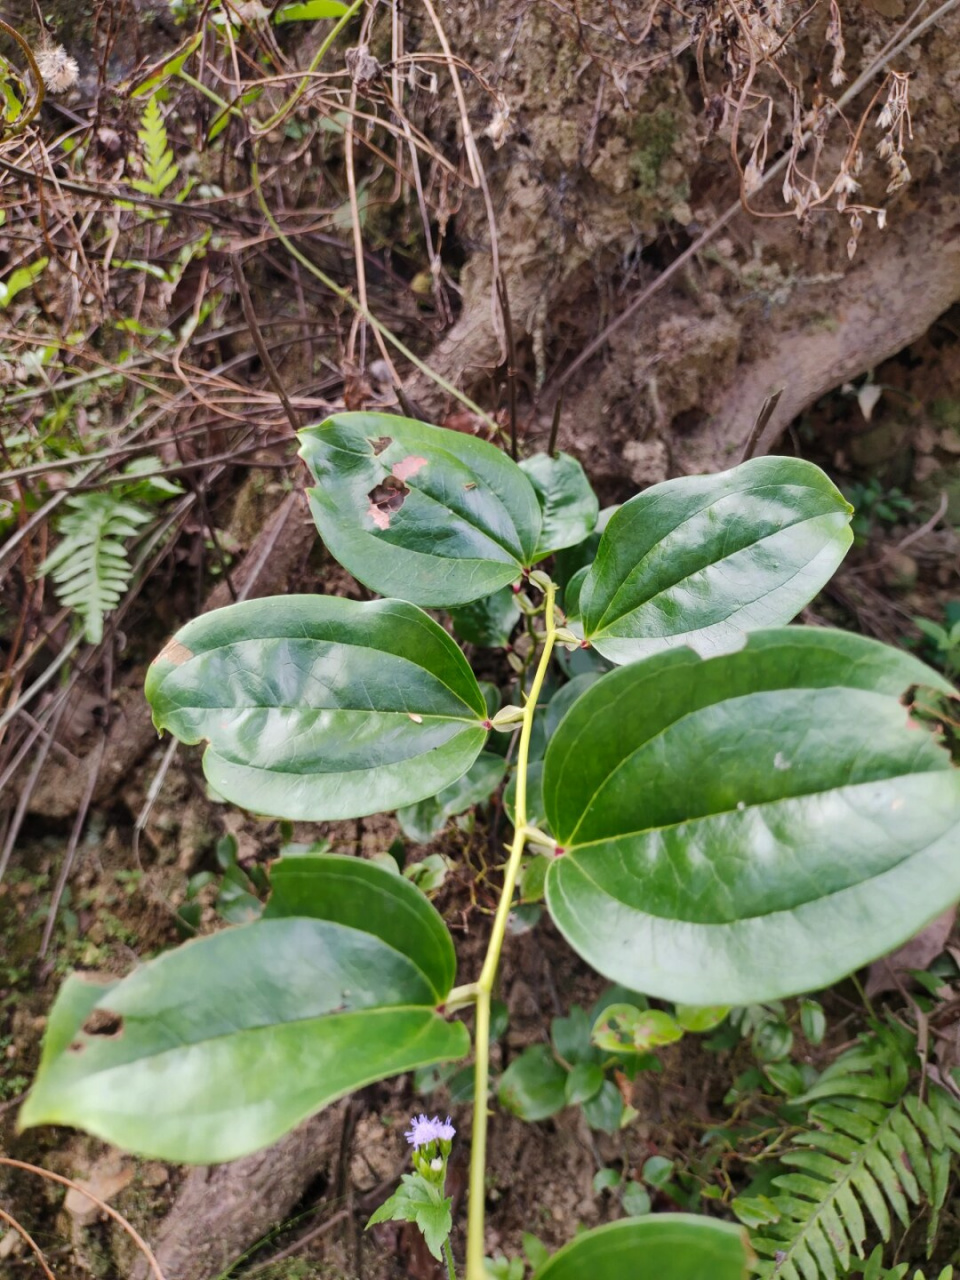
[578, 457, 853, 663]
[20, 856, 469, 1162]
[299, 413, 541, 606]
[519, 451, 599, 558]
[532, 1215, 751, 1280]
[396, 751, 506, 844]
[145, 595, 488, 821]
[543, 629, 960, 1004]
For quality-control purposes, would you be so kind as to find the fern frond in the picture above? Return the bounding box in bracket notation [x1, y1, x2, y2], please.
[749, 1084, 958, 1280]
[130, 94, 178, 197]
[38, 494, 151, 644]
[850, 1243, 954, 1279]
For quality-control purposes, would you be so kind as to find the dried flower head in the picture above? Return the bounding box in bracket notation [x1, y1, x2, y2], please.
[826, 0, 846, 87]
[35, 42, 79, 95]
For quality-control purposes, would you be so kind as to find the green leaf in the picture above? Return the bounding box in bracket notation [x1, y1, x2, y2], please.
[801, 1000, 827, 1046]
[543, 628, 960, 1004]
[641, 1155, 674, 1188]
[145, 595, 488, 821]
[264, 854, 457, 997]
[577, 457, 853, 664]
[732, 1194, 781, 1228]
[565, 1061, 604, 1105]
[298, 413, 541, 606]
[582, 1079, 625, 1133]
[593, 1168, 623, 1193]
[620, 1182, 652, 1215]
[519, 452, 599, 558]
[216, 863, 262, 923]
[544, 673, 601, 738]
[498, 1044, 568, 1121]
[20, 859, 469, 1162]
[551, 1005, 596, 1065]
[675, 1004, 730, 1033]
[274, 0, 349, 18]
[523, 1233, 551, 1271]
[448, 586, 521, 647]
[367, 1173, 452, 1260]
[531, 1215, 751, 1279]
[396, 751, 506, 843]
[0, 256, 48, 308]
[592, 1005, 683, 1054]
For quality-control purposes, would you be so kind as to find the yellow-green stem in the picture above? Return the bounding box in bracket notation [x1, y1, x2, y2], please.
[257, 0, 366, 135]
[466, 584, 556, 1280]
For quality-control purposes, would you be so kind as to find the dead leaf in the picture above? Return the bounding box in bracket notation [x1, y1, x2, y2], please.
[65, 1156, 135, 1229]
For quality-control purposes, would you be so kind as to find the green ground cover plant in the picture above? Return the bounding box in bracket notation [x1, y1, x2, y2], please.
[19, 413, 960, 1278]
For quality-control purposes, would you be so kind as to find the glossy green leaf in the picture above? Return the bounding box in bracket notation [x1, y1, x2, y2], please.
[264, 854, 457, 996]
[396, 752, 506, 843]
[298, 413, 541, 606]
[519, 452, 599, 558]
[553, 505, 617, 590]
[565, 1061, 604, 1105]
[577, 457, 853, 663]
[20, 856, 469, 1162]
[675, 1004, 730, 1033]
[551, 1005, 596, 1065]
[544, 673, 601, 738]
[145, 594, 487, 821]
[216, 863, 262, 923]
[544, 628, 960, 1004]
[498, 1044, 567, 1121]
[582, 1079, 626, 1133]
[449, 586, 521, 647]
[532, 1215, 751, 1280]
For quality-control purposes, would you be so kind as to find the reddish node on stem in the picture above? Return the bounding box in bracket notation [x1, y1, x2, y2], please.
[554, 845, 566, 857]
[482, 719, 493, 730]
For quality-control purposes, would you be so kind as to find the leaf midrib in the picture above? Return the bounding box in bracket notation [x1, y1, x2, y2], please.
[587, 482, 839, 633]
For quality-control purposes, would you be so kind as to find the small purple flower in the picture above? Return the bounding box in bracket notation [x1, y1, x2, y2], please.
[404, 1113, 456, 1149]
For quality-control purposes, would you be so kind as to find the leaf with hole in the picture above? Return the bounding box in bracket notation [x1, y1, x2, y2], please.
[299, 413, 542, 606]
[19, 856, 469, 1162]
[543, 628, 960, 1004]
[577, 457, 853, 663]
[144, 595, 488, 821]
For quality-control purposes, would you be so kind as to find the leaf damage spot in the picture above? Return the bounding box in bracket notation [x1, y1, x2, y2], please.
[369, 435, 392, 455]
[773, 752, 792, 771]
[367, 475, 410, 530]
[407, 712, 423, 723]
[81, 1009, 124, 1038]
[157, 638, 193, 667]
[901, 684, 960, 764]
[391, 454, 427, 482]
